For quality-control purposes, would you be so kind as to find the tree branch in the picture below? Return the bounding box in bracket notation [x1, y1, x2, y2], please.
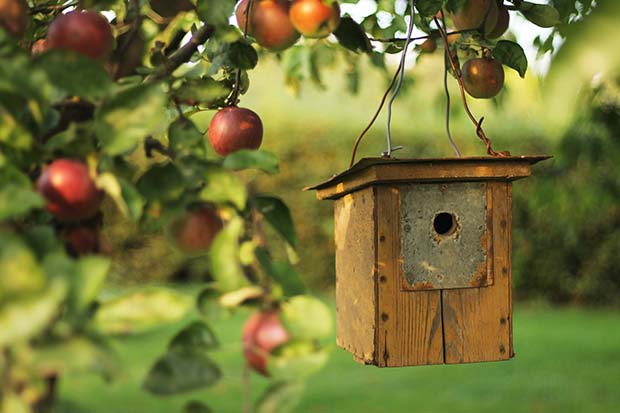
[149, 24, 215, 81]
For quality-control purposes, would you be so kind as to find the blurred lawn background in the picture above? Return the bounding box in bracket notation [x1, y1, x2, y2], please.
[82, 4, 620, 411]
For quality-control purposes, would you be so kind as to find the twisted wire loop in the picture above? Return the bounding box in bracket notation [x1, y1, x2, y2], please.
[383, 0, 418, 157]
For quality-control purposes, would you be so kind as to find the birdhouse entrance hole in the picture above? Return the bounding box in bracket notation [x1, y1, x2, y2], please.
[433, 212, 456, 236]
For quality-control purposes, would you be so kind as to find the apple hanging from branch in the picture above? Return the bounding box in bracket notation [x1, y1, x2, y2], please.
[36, 159, 104, 222]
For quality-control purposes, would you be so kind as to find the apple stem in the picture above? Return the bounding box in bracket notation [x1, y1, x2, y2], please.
[227, 0, 256, 107]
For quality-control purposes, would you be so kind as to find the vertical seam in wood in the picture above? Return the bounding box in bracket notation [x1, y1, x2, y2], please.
[440, 289, 447, 364]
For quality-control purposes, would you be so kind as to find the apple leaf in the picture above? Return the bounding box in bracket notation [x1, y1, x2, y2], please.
[67, 256, 110, 316]
[94, 288, 193, 335]
[143, 350, 221, 395]
[0, 232, 46, 302]
[136, 162, 185, 202]
[95, 83, 168, 155]
[518, 1, 561, 28]
[200, 166, 247, 210]
[268, 341, 329, 380]
[255, 381, 305, 413]
[255, 248, 306, 297]
[334, 17, 373, 54]
[172, 77, 230, 109]
[493, 40, 528, 78]
[252, 196, 297, 247]
[416, 0, 445, 17]
[223, 149, 280, 174]
[280, 296, 333, 341]
[183, 401, 213, 413]
[168, 321, 219, 352]
[168, 118, 205, 157]
[38, 50, 114, 99]
[209, 217, 250, 292]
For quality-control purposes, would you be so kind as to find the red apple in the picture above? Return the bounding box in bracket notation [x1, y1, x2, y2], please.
[61, 226, 100, 256]
[36, 159, 104, 222]
[289, 0, 340, 39]
[461, 56, 504, 99]
[169, 206, 223, 253]
[0, 0, 29, 38]
[242, 309, 290, 376]
[236, 0, 300, 51]
[46, 11, 114, 62]
[208, 107, 263, 156]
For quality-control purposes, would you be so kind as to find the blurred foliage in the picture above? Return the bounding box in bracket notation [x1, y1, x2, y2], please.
[513, 75, 620, 305]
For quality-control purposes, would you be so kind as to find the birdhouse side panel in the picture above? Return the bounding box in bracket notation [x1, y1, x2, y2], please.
[375, 185, 445, 367]
[334, 188, 378, 364]
[442, 182, 514, 364]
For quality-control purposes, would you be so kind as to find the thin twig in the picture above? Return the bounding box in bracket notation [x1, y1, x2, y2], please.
[227, 0, 254, 106]
[433, 17, 509, 157]
[29, 1, 78, 14]
[144, 136, 175, 159]
[149, 24, 215, 81]
[369, 28, 477, 44]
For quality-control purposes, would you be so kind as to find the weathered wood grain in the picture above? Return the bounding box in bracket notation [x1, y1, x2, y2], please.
[441, 182, 513, 364]
[375, 185, 444, 367]
[334, 188, 377, 363]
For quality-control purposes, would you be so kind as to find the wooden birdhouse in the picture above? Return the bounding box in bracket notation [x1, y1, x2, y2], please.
[307, 156, 549, 367]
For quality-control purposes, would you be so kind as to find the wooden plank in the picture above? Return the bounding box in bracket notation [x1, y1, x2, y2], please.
[316, 161, 534, 200]
[375, 185, 444, 367]
[441, 182, 513, 364]
[334, 188, 377, 363]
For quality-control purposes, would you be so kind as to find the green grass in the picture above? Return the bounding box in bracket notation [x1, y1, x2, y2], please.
[57, 302, 620, 413]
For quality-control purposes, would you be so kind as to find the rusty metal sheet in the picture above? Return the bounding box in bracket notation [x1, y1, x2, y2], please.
[400, 182, 491, 290]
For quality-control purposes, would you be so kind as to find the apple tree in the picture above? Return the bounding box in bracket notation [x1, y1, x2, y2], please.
[0, 0, 587, 412]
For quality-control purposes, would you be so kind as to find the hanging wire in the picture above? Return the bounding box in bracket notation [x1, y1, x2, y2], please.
[439, 11, 461, 157]
[383, 0, 417, 157]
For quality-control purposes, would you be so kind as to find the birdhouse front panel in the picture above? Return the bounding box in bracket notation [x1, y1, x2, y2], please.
[308, 157, 550, 368]
[400, 182, 492, 291]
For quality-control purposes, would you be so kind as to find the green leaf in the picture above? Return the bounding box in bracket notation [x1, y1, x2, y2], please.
[223, 149, 279, 174]
[168, 321, 219, 352]
[196, 0, 235, 27]
[280, 296, 333, 340]
[118, 177, 145, 221]
[143, 350, 221, 395]
[209, 217, 249, 292]
[0, 166, 44, 220]
[168, 118, 204, 156]
[255, 248, 306, 297]
[219, 286, 264, 308]
[493, 40, 528, 78]
[252, 196, 297, 247]
[95, 83, 168, 155]
[183, 401, 213, 413]
[37, 50, 114, 99]
[68, 256, 110, 316]
[416, 0, 445, 17]
[173, 77, 231, 108]
[334, 17, 373, 54]
[94, 289, 193, 335]
[0, 185, 43, 220]
[136, 162, 185, 202]
[0, 281, 65, 347]
[268, 341, 329, 380]
[255, 381, 305, 413]
[196, 286, 227, 320]
[518, 2, 561, 28]
[228, 41, 259, 70]
[0, 232, 46, 302]
[200, 166, 247, 210]
[30, 336, 119, 379]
